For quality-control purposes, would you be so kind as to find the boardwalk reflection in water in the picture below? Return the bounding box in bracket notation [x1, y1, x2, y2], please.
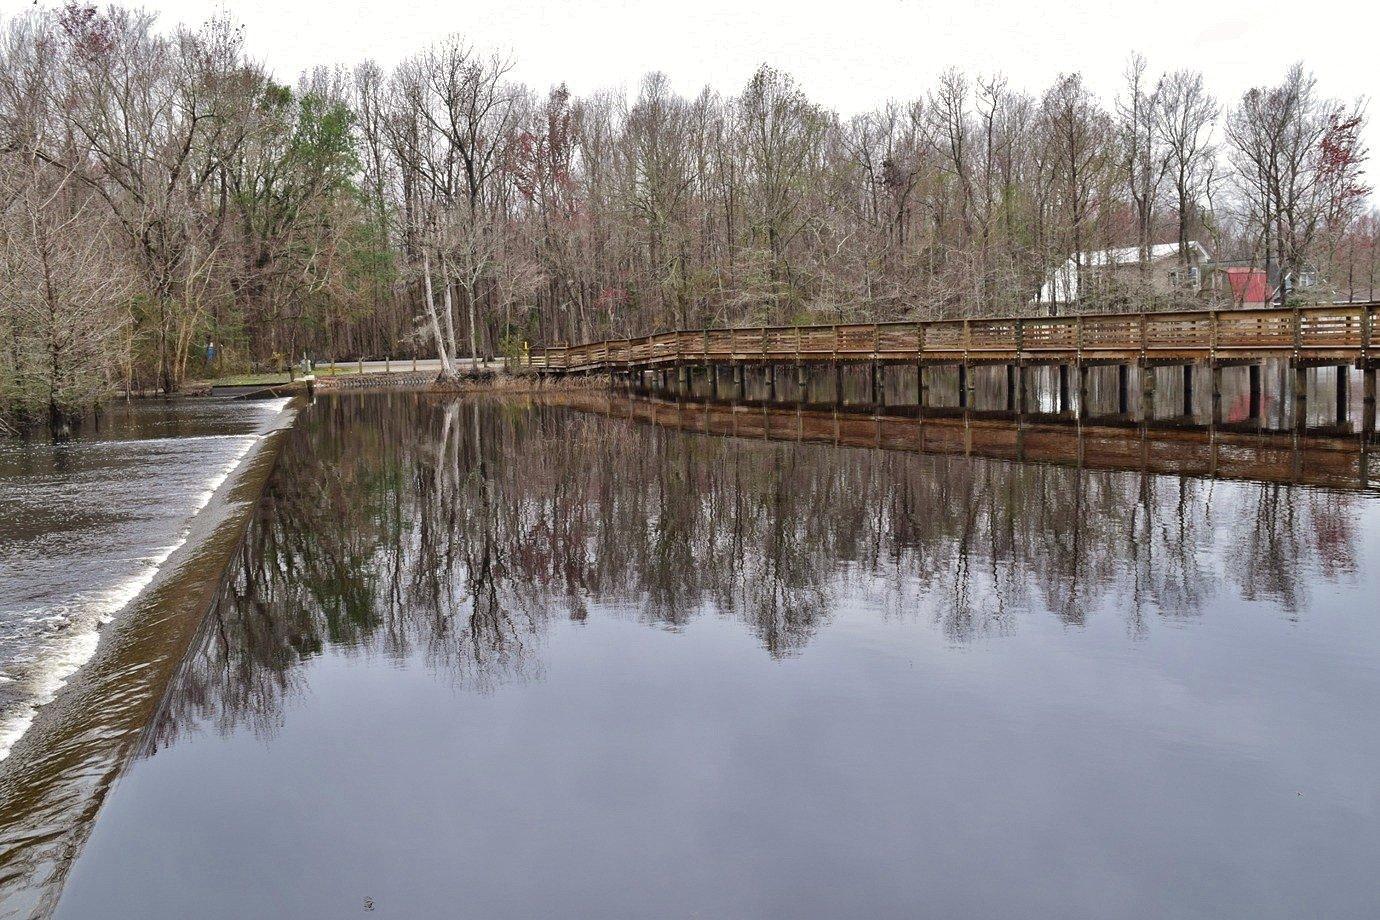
[49, 391, 1380, 920]
[565, 391, 1380, 492]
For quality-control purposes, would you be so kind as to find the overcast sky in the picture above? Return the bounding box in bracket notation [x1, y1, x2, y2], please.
[4, 0, 1377, 152]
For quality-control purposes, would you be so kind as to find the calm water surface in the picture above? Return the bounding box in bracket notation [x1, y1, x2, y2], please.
[0, 397, 289, 760]
[50, 392, 1380, 919]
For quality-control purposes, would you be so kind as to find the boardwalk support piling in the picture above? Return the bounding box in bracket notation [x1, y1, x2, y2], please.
[1142, 364, 1156, 419]
[1211, 364, 1224, 424]
[1336, 365, 1349, 426]
[1364, 370, 1377, 434]
[1294, 365, 1308, 431]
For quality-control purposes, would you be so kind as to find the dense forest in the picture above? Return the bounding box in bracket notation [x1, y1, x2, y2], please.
[0, 3, 1373, 429]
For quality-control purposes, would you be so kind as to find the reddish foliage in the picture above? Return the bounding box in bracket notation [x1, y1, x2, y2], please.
[1318, 111, 1370, 222]
[57, 2, 114, 58]
[596, 286, 627, 312]
[509, 84, 578, 215]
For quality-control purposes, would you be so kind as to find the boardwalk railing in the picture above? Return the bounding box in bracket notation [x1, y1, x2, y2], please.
[518, 303, 1379, 372]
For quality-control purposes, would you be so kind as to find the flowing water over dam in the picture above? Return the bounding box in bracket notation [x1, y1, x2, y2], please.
[0, 397, 291, 760]
[2, 390, 1379, 918]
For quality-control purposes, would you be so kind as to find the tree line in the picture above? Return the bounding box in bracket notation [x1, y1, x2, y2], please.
[0, 3, 1373, 430]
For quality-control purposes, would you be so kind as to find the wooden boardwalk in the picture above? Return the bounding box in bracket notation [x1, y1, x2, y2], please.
[522, 303, 1379, 429]
[528, 303, 1378, 370]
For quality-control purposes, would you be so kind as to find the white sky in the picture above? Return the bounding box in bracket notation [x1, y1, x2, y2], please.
[5, 0, 1378, 156]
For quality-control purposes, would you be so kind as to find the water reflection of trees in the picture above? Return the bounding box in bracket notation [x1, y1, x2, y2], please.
[146, 393, 1366, 749]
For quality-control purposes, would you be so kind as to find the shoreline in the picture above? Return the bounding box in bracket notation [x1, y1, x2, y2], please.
[0, 397, 301, 919]
[104, 370, 600, 401]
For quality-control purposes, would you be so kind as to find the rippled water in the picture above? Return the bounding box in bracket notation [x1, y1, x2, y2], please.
[0, 398, 290, 760]
[20, 392, 1380, 918]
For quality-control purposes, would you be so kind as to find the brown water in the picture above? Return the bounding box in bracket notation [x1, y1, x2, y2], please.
[31, 392, 1380, 918]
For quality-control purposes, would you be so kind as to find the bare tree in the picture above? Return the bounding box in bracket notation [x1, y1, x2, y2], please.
[1040, 74, 1113, 313]
[1226, 64, 1367, 303]
[1154, 69, 1218, 267]
[1115, 54, 1168, 268]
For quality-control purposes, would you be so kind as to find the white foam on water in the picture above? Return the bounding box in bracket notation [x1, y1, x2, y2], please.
[0, 397, 293, 762]
[53, 433, 256, 451]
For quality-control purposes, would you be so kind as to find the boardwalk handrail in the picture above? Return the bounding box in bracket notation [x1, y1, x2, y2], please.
[521, 302, 1380, 373]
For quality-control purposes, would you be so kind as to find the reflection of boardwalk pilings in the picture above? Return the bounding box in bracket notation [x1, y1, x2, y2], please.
[518, 304, 1380, 433]
[551, 392, 1380, 493]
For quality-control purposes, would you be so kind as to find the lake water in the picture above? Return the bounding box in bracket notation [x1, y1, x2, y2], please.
[0, 398, 290, 760]
[16, 391, 1380, 918]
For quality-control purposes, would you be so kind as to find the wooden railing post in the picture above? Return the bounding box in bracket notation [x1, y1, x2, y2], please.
[1363, 305, 1376, 415]
[1362, 303, 1373, 365]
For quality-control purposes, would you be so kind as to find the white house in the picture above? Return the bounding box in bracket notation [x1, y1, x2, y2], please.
[1038, 241, 1213, 305]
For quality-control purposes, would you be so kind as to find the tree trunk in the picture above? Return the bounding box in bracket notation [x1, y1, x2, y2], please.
[422, 250, 457, 379]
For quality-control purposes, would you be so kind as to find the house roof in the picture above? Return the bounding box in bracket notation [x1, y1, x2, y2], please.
[1224, 267, 1269, 304]
[1038, 241, 1212, 303]
[1079, 242, 1210, 267]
